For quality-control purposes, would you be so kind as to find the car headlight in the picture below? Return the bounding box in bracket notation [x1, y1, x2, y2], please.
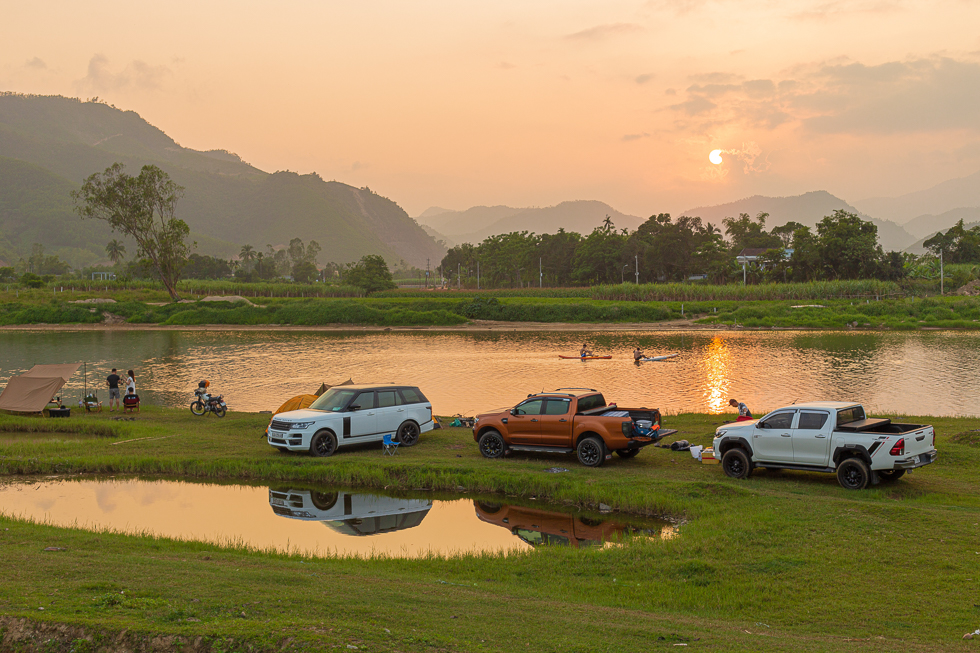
[474, 417, 480, 424]
[290, 422, 314, 430]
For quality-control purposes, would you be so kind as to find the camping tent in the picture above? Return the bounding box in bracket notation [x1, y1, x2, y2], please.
[274, 379, 353, 415]
[0, 363, 80, 413]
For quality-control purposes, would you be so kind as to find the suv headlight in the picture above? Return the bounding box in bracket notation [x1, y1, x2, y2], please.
[290, 422, 314, 430]
[715, 429, 727, 437]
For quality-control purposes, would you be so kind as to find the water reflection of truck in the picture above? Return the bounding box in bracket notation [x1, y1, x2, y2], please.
[473, 501, 669, 548]
[268, 488, 432, 536]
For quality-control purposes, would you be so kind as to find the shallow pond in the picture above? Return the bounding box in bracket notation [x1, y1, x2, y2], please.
[0, 477, 675, 557]
[1, 329, 977, 416]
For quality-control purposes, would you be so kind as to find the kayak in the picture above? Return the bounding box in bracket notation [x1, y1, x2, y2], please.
[559, 355, 612, 360]
[638, 353, 680, 362]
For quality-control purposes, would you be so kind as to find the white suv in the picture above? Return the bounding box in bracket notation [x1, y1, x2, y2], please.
[267, 384, 435, 457]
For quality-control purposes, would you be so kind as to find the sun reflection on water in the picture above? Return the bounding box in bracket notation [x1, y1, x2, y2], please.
[700, 336, 732, 414]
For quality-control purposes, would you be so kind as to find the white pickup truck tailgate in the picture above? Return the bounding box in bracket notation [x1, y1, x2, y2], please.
[873, 426, 936, 469]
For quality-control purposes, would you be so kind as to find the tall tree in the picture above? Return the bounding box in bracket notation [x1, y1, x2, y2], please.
[239, 244, 256, 267]
[344, 255, 396, 293]
[105, 239, 126, 264]
[73, 164, 190, 300]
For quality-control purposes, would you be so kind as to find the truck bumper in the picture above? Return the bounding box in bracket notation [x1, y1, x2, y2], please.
[892, 449, 938, 470]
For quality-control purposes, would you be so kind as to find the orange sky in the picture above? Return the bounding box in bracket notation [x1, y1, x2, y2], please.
[4, 0, 980, 217]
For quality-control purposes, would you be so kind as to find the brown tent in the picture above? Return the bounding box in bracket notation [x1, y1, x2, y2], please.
[276, 379, 354, 414]
[0, 363, 80, 413]
[22, 363, 81, 382]
[0, 376, 67, 413]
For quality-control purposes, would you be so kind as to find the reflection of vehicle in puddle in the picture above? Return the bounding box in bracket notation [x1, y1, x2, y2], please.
[269, 488, 432, 536]
[473, 501, 676, 548]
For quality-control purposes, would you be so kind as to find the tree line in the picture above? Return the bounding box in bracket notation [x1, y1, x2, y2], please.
[439, 210, 909, 288]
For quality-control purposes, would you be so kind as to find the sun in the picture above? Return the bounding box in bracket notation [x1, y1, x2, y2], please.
[709, 149, 723, 165]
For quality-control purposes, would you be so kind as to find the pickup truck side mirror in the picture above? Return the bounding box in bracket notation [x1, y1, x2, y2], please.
[510, 408, 517, 416]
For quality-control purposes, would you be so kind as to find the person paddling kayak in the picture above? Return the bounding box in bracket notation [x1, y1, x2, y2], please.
[633, 347, 645, 362]
[580, 343, 593, 358]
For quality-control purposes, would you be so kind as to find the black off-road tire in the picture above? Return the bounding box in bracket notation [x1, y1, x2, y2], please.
[577, 436, 606, 467]
[310, 491, 339, 510]
[836, 457, 871, 490]
[615, 448, 640, 459]
[310, 430, 339, 458]
[478, 430, 506, 459]
[397, 421, 421, 447]
[878, 469, 906, 482]
[721, 448, 752, 479]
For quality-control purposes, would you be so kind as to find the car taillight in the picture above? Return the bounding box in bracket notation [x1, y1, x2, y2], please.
[931, 430, 935, 447]
[622, 421, 632, 437]
[889, 438, 905, 456]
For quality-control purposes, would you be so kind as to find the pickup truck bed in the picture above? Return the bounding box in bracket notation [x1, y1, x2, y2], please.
[835, 418, 927, 434]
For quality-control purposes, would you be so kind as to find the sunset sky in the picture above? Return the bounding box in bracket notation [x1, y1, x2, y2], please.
[4, 0, 980, 218]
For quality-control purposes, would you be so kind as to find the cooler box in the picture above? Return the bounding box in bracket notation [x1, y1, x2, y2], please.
[701, 447, 719, 465]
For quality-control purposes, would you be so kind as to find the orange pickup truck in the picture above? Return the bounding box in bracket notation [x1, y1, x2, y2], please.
[472, 389, 676, 467]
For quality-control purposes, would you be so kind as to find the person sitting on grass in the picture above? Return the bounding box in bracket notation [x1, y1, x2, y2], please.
[729, 398, 753, 421]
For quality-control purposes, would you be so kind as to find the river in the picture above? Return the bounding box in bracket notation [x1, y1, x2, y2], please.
[1, 329, 977, 416]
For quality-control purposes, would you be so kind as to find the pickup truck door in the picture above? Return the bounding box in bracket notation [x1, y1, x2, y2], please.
[537, 398, 574, 447]
[753, 410, 796, 463]
[792, 410, 832, 465]
[509, 399, 544, 443]
[346, 391, 378, 440]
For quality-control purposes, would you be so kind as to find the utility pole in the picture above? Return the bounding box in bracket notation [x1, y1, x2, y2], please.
[940, 250, 944, 295]
[539, 257, 542, 288]
[477, 260, 480, 290]
[635, 254, 639, 284]
[458, 262, 461, 290]
[425, 258, 430, 290]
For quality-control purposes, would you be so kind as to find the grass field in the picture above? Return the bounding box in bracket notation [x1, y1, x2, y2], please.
[1, 408, 978, 651]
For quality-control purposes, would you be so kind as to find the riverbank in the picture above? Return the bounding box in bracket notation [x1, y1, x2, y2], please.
[1, 408, 978, 651]
[2, 293, 980, 331]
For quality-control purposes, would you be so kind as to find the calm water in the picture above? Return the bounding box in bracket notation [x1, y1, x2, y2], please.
[0, 478, 674, 557]
[1, 329, 978, 416]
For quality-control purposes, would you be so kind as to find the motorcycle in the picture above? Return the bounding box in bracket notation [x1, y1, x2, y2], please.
[190, 380, 227, 418]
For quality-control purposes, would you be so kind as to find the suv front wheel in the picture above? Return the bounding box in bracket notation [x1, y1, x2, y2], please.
[478, 430, 506, 458]
[721, 448, 752, 479]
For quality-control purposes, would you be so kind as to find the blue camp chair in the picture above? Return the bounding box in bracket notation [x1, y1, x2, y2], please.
[382, 433, 400, 456]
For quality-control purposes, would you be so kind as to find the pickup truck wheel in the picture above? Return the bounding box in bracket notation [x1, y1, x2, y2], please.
[397, 421, 421, 447]
[878, 469, 906, 482]
[615, 448, 640, 459]
[310, 430, 338, 458]
[836, 458, 870, 490]
[721, 448, 752, 479]
[478, 431, 506, 459]
[577, 436, 606, 467]
[310, 491, 339, 510]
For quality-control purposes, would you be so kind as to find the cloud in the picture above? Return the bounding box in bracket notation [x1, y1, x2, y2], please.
[635, 73, 655, 84]
[25, 57, 47, 70]
[497, 61, 517, 70]
[75, 54, 172, 93]
[565, 23, 643, 41]
[622, 133, 651, 141]
[786, 0, 904, 21]
[667, 54, 980, 135]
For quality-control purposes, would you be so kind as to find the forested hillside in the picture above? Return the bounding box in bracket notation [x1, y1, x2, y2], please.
[0, 93, 446, 267]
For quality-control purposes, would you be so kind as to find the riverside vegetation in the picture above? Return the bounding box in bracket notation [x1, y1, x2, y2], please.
[0, 408, 978, 651]
[3, 281, 980, 329]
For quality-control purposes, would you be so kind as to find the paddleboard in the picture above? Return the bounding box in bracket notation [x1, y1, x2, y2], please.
[559, 355, 612, 360]
[638, 353, 680, 362]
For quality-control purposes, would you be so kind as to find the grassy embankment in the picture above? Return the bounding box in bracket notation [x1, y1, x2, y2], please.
[3, 280, 980, 329]
[1, 408, 979, 651]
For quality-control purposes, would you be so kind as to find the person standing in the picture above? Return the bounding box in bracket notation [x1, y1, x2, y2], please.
[125, 370, 136, 396]
[729, 398, 752, 421]
[106, 368, 121, 410]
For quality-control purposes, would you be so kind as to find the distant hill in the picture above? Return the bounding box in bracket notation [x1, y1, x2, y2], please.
[901, 207, 980, 240]
[418, 200, 644, 245]
[905, 218, 980, 255]
[854, 169, 980, 225]
[0, 93, 446, 267]
[681, 190, 915, 252]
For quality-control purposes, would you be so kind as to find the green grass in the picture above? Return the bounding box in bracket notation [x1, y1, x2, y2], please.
[1, 408, 978, 651]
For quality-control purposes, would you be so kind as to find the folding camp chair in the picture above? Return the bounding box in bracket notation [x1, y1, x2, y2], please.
[123, 393, 140, 413]
[382, 433, 400, 456]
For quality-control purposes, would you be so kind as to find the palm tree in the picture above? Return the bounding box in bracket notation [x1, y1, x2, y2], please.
[239, 244, 256, 264]
[105, 239, 126, 264]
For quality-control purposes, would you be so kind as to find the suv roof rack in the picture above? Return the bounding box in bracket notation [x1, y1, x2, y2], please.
[554, 388, 597, 392]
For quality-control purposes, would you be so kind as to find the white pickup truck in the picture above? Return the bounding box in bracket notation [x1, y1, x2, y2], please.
[712, 401, 938, 489]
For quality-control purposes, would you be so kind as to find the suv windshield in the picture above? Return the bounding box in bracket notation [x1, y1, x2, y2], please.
[309, 388, 359, 412]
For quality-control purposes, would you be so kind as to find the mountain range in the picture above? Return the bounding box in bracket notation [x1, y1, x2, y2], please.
[0, 94, 446, 269]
